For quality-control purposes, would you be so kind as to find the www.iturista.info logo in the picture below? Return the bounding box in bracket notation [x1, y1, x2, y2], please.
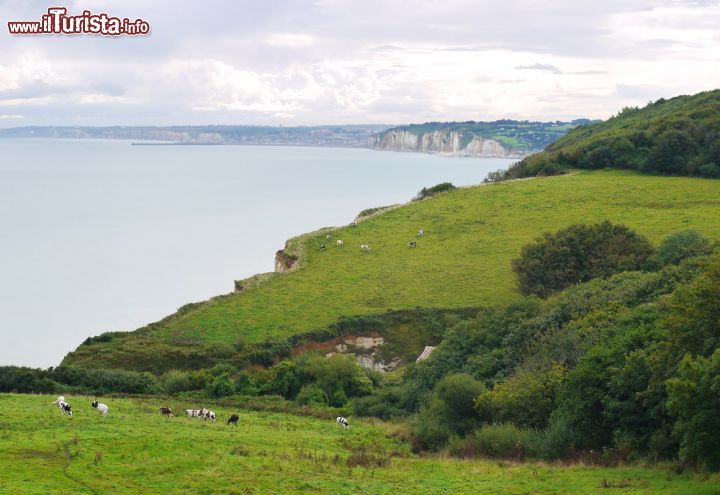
[8, 7, 150, 36]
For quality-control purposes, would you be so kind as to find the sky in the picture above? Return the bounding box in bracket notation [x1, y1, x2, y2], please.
[0, 0, 719, 126]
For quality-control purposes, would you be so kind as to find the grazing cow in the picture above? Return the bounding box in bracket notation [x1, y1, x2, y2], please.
[336, 416, 349, 429]
[336, 239, 344, 246]
[417, 229, 425, 236]
[320, 244, 326, 251]
[159, 407, 173, 417]
[227, 414, 239, 427]
[326, 234, 333, 240]
[408, 241, 417, 248]
[360, 244, 370, 252]
[91, 400, 109, 416]
[58, 401, 73, 417]
[52, 395, 65, 405]
[203, 410, 216, 421]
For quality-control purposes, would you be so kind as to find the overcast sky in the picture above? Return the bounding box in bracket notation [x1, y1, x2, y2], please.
[1, 0, 719, 126]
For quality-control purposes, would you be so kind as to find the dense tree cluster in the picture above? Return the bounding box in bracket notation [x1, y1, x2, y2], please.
[511, 221, 654, 297]
[494, 90, 720, 180]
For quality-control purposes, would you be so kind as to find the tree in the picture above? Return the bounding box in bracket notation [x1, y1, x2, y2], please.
[512, 221, 654, 297]
[413, 373, 485, 450]
[646, 129, 694, 174]
[647, 230, 711, 268]
[666, 350, 720, 470]
[207, 372, 235, 398]
[475, 363, 567, 428]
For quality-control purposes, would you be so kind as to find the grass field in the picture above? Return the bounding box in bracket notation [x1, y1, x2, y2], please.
[64, 170, 720, 368]
[1, 393, 718, 495]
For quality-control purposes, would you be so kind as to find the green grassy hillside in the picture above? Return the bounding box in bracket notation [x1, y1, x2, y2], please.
[1, 393, 717, 494]
[63, 170, 720, 371]
[503, 89, 720, 178]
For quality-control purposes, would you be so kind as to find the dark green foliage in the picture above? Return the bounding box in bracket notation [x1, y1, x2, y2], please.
[414, 182, 456, 201]
[412, 374, 485, 450]
[234, 372, 258, 396]
[662, 252, 720, 359]
[161, 369, 193, 394]
[296, 384, 329, 406]
[206, 372, 236, 398]
[0, 365, 159, 395]
[512, 221, 654, 297]
[295, 354, 373, 407]
[451, 423, 545, 460]
[666, 350, 720, 470]
[501, 90, 720, 179]
[647, 230, 712, 268]
[475, 364, 567, 428]
[257, 361, 301, 399]
[351, 387, 406, 420]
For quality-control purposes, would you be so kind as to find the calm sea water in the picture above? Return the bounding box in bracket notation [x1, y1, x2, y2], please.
[0, 139, 515, 367]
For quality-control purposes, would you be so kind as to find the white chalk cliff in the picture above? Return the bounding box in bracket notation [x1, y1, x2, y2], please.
[369, 129, 523, 158]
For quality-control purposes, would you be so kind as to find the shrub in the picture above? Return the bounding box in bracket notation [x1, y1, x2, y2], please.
[234, 372, 258, 396]
[413, 406, 452, 451]
[296, 384, 328, 406]
[647, 230, 712, 268]
[698, 163, 720, 178]
[162, 369, 194, 394]
[207, 372, 235, 398]
[474, 363, 567, 428]
[414, 182, 456, 201]
[512, 221, 654, 297]
[352, 387, 406, 420]
[469, 423, 545, 460]
[296, 354, 373, 406]
[412, 373, 485, 450]
[666, 350, 720, 471]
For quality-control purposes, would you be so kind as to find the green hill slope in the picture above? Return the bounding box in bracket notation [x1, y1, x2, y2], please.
[502, 89, 720, 179]
[63, 170, 720, 371]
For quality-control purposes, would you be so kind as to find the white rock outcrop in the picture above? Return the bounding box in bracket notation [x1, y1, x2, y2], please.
[370, 129, 523, 158]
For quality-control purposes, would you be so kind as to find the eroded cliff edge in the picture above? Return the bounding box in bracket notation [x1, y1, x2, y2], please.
[369, 129, 524, 157]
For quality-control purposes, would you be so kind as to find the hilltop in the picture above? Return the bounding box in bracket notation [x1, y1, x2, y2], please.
[502, 89, 720, 179]
[63, 170, 720, 372]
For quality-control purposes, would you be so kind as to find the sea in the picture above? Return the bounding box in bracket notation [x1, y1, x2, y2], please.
[0, 139, 516, 367]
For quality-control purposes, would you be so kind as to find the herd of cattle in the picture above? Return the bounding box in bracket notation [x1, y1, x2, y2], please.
[320, 228, 424, 252]
[53, 396, 351, 429]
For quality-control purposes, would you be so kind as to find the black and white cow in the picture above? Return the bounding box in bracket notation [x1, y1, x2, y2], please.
[320, 244, 327, 251]
[159, 406, 173, 416]
[59, 401, 73, 416]
[53, 396, 72, 416]
[336, 416, 349, 428]
[408, 241, 417, 248]
[91, 400, 109, 416]
[227, 414, 239, 427]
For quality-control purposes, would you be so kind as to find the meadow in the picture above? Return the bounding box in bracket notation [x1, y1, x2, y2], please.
[1, 393, 718, 495]
[64, 170, 720, 369]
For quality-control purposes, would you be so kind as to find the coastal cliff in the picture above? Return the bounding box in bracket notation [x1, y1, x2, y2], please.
[369, 129, 523, 157]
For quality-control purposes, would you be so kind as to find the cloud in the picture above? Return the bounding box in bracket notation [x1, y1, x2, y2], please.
[265, 33, 316, 47]
[0, 0, 718, 125]
[515, 63, 563, 74]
